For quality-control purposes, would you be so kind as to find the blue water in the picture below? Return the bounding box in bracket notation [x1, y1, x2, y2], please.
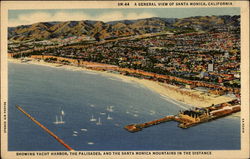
[8, 62, 240, 151]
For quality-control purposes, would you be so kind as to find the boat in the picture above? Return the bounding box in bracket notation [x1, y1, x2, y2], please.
[72, 134, 78, 136]
[107, 114, 113, 120]
[90, 115, 97, 122]
[133, 114, 138, 117]
[73, 131, 78, 134]
[149, 110, 156, 115]
[53, 115, 59, 124]
[96, 117, 102, 125]
[53, 115, 65, 124]
[80, 129, 88, 132]
[100, 112, 106, 115]
[107, 106, 114, 112]
[87, 142, 94, 145]
[134, 110, 139, 113]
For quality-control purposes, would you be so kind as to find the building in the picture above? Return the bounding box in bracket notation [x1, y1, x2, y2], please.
[208, 64, 214, 72]
[178, 108, 210, 122]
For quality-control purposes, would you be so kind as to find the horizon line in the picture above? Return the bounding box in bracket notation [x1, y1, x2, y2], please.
[8, 14, 240, 28]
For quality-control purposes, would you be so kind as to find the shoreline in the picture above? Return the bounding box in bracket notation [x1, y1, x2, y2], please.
[8, 58, 238, 114]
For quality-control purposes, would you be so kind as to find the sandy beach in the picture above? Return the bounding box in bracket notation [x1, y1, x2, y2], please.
[8, 58, 237, 109]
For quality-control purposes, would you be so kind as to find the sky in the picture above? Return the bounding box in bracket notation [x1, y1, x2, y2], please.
[8, 8, 240, 27]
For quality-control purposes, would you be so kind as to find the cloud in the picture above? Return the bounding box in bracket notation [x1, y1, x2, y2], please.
[8, 11, 156, 27]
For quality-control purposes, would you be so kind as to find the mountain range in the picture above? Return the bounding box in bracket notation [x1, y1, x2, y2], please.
[8, 15, 240, 41]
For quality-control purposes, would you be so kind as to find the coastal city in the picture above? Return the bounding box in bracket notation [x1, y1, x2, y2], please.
[8, 15, 241, 129]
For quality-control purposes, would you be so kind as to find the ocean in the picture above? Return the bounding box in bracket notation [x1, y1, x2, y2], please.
[8, 62, 240, 151]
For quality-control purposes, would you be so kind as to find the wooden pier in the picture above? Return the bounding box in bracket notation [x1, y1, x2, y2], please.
[124, 104, 241, 132]
[124, 115, 175, 132]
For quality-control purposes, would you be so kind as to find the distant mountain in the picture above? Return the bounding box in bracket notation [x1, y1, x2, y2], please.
[8, 15, 240, 41]
[173, 15, 240, 30]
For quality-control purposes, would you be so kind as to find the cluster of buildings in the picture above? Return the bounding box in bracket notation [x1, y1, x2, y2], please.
[177, 99, 240, 128]
[8, 28, 240, 96]
[46, 30, 239, 88]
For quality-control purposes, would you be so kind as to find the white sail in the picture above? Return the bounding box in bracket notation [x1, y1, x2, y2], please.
[107, 114, 113, 120]
[53, 115, 59, 124]
[61, 110, 65, 116]
[54, 115, 65, 124]
[107, 106, 114, 112]
[59, 115, 65, 124]
[96, 117, 102, 125]
[90, 115, 97, 122]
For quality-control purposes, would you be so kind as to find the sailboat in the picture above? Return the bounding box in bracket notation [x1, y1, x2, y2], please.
[53, 115, 65, 124]
[53, 115, 59, 124]
[90, 115, 97, 122]
[96, 117, 102, 125]
[61, 109, 65, 116]
[107, 106, 114, 112]
[149, 110, 156, 115]
[107, 114, 113, 120]
[133, 114, 138, 117]
[59, 115, 65, 124]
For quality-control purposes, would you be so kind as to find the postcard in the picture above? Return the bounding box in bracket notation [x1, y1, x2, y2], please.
[1, 1, 249, 159]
